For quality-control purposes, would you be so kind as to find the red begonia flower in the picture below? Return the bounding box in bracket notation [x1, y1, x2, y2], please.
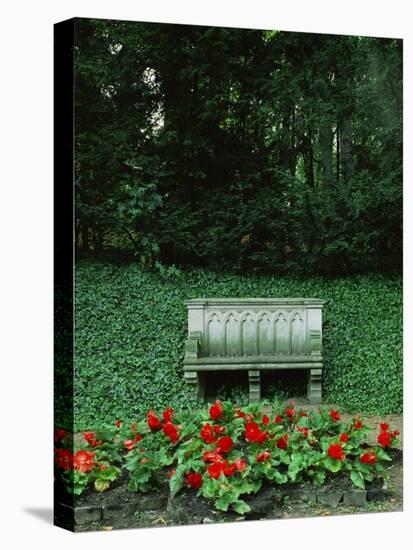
[330, 410, 341, 422]
[234, 458, 247, 472]
[209, 400, 223, 421]
[147, 410, 162, 431]
[200, 423, 218, 444]
[361, 451, 376, 465]
[245, 421, 259, 441]
[124, 439, 135, 451]
[115, 420, 122, 428]
[285, 407, 295, 419]
[54, 448, 73, 471]
[203, 450, 224, 463]
[214, 425, 225, 435]
[217, 436, 234, 453]
[340, 433, 349, 443]
[274, 415, 284, 423]
[222, 461, 236, 476]
[262, 415, 270, 425]
[74, 450, 96, 472]
[276, 434, 288, 449]
[297, 426, 309, 438]
[162, 422, 179, 444]
[163, 407, 173, 423]
[377, 431, 392, 447]
[257, 450, 271, 462]
[354, 420, 363, 430]
[186, 472, 203, 489]
[83, 432, 95, 442]
[54, 429, 67, 444]
[207, 461, 224, 479]
[327, 443, 345, 461]
[380, 423, 389, 432]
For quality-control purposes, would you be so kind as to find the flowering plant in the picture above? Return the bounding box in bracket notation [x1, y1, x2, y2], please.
[54, 401, 399, 510]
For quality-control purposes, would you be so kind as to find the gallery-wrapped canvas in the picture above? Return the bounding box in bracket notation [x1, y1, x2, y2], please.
[54, 17, 403, 532]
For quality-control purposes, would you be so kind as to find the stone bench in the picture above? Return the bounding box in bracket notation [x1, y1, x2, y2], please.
[183, 298, 325, 404]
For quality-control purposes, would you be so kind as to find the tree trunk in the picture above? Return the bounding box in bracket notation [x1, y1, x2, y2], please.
[336, 124, 340, 182]
[302, 132, 315, 188]
[320, 125, 333, 185]
[339, 119, 354, 182]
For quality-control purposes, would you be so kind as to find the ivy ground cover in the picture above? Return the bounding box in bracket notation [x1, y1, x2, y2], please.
[65, 261, 402, 430]
[55, 401, 400, 516]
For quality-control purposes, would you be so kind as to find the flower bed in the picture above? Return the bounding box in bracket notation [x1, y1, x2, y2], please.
[54, 401, 400, 530]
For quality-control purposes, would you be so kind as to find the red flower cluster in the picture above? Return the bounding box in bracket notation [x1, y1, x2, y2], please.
[203, 449, 224, 463]
[54, 429, 67, 444]
[274, 415, 283, 423]
[256, 450, 271, 462]
[340, 433, 349, 444]
[146, 408, 179, 444]
[330, 410, 341, 422]
[209, 400, 223, 421]
[207, 460, 236, 479]
[74, 450, 97, 472]
[162, 421, 179, 444]
[124, 439, 135, 452]
[244, 421, 269, 444]
[261, 415, 270, 425]
[83, 432, 102, 447]
[377, 422, 399, 447]
[234, 458, 247, 472]
[360, 450, 376, 465]
[297, 425, 309, 438]
[377, 431, 392, 447]
[328, 443, 345, 461]
[186, 472, 203, 489]
[276, 434, 288, 449]
[55, 448, 73, 471]
[353, 420, 363, 430]
[147, 410, 162, 431]
[55, 449, 96, 472]
[200, 423, 224, 444]
[163, 407, 173, 423]
[217, 436, 234, 453]
[285, 404, 295, 421]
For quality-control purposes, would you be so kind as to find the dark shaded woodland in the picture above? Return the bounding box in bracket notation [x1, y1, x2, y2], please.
[74, 20, 402, 274]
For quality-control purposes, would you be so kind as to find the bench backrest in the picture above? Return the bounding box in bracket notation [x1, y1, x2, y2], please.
[185, 298, 325, 358]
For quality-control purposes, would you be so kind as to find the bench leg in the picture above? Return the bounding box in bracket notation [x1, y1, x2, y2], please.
[184, 371, 205, 400]
[248, 370, 261, 402]
[307, 368, 322, 405]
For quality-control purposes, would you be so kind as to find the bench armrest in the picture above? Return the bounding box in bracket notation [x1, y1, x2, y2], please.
[184, 331, 202, 360]
[310, 329, 322, 355]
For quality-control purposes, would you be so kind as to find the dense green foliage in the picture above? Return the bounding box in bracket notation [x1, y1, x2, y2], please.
[72, 262, 402, 430]
[74, 19, 402, 275]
